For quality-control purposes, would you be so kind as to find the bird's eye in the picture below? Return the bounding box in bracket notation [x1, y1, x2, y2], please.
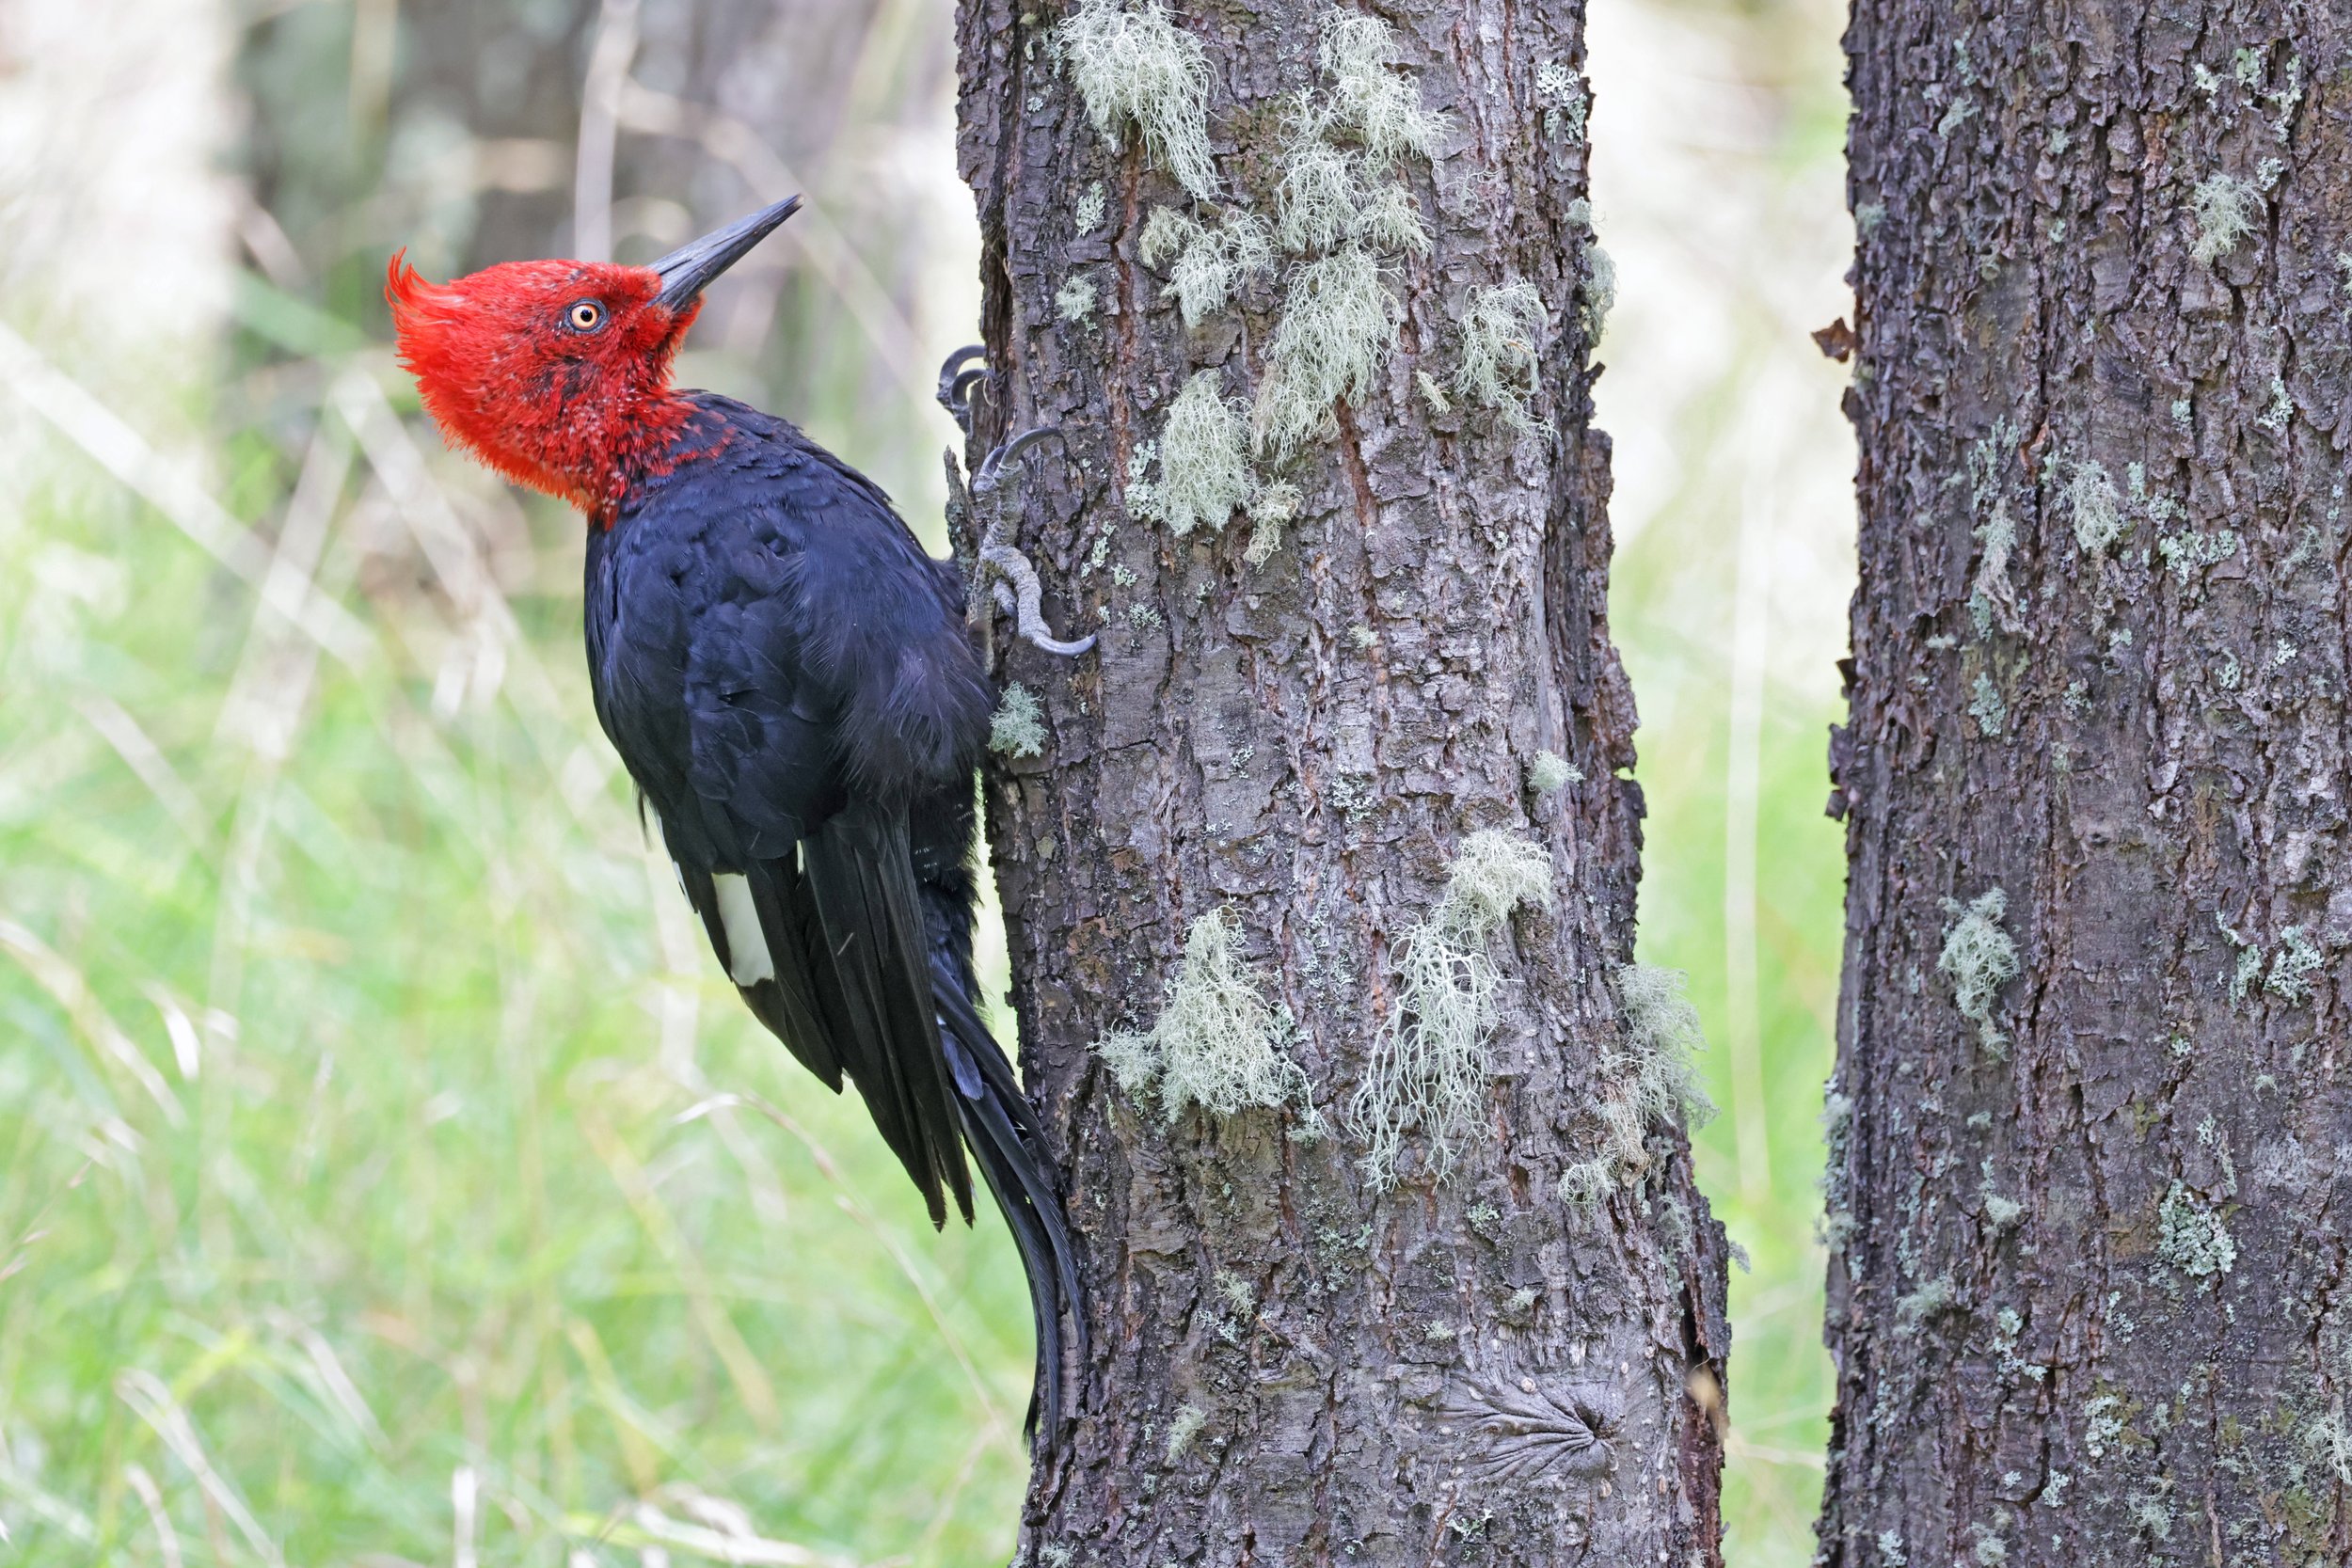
[566, 300, 605, 332]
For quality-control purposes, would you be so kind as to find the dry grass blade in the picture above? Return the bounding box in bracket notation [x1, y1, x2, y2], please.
[0, 918, 183, 1125]
[0, 318, 371, 665]
[675, 1092, 1017, 1451]
[116, 1368, 288, 1568]
[577, 1112, 783, 1431]
[573, 0, 643, 262]
[124, 1464, 185, 1568]
[553, 1505, 859, 1568]
[71, 691, 213, 854]
[453, 1465, 480, 1568]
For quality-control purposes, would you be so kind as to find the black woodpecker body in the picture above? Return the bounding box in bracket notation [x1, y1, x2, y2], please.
[388, 198, 1083, 1434]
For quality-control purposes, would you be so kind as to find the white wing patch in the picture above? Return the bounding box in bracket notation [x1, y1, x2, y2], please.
[714, 873, 775, 986]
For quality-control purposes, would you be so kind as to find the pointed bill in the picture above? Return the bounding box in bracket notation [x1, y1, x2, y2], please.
[650, 195, 803, 311]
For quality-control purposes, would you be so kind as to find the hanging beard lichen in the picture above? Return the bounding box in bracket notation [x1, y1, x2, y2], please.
[1351, 831, 1553, 1187]
[1096, 908, 1319, 1126]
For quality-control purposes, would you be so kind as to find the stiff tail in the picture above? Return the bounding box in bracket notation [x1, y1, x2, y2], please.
[930, 951, 1088, 1439]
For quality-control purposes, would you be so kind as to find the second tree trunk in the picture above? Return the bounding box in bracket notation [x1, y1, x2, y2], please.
[1828, 2, 2352, 1560]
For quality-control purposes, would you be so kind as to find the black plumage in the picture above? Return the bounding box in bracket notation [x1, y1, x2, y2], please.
[583, 391, 1082, 1433]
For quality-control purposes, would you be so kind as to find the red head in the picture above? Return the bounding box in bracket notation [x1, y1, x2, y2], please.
[387, 197, 801, 519]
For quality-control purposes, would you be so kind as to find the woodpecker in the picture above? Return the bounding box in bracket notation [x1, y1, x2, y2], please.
[387, 198, 1083, 1434]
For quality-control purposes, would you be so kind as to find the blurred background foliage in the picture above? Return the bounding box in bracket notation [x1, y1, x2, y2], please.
[0, 0, 1850, 1562]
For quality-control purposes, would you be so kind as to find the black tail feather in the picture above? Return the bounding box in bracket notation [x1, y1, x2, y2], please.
[930, 950, 1086, 1439]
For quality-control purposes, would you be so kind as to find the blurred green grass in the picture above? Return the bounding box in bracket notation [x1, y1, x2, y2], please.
[0, 0, 1851, 1562]
[0, 337, 1035, 1563]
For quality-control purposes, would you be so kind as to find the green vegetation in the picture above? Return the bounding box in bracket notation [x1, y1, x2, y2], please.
[1, 287, 1025, 1568]
[3, 0, 1853, 1563]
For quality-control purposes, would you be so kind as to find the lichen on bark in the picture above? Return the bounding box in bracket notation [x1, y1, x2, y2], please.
[1826, 4, 2352, 1561]
[953, 0, 1725, 1561]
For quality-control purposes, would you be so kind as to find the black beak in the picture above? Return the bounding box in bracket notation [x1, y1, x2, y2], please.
[650, 195, 803, 312]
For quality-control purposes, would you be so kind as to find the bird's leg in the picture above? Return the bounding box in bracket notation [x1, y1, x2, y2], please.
[960, 420, 1096, 660]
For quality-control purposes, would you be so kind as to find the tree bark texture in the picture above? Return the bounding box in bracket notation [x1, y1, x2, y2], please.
[1828, 4, 2352, 1562]
[954, 2, 1728, 1563]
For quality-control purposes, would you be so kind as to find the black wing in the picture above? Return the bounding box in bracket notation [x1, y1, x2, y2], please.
[587, 397, 990, 1225]
[587, 396, 1083, 1431]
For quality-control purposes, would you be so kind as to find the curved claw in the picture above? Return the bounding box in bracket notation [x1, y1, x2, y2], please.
[937, 344, 989, 434]
[937, 343, 986, 396]
[974, 425, 1065, 495]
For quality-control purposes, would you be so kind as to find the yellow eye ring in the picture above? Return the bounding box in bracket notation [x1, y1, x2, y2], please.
[567, 300, 604, 331]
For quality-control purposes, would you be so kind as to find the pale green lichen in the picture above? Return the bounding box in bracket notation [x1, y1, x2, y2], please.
[1968, 672, 2008, 738]
[1074, 182, 1107, 233]
[1355, 181, 1431, 255]
[2156, 527, 2238, 585]
[2218, 912, 2264, 1004]
[1578, 243, 1616, 342]
[1938, 888, 2020, 1056]
[1056, 274, 1098, 323]
[1254, 246, 1401, 459]
[1155, 370, 1250, 535]
[2268, 925, 2324, 1004]
[1453, 280, 1548, 434]
[1096, 909, 1317, 1123]
[2156, 1180, 2235, 1284]
[2260, 373, 2294, 432]
[1138, 205, 1273, 325]
[1416, 370, 1452, 414]
[2063, 459, 2126, 555]
[1166, 1402, 1207, 1461]
[1059, 0, 1218, 200]
[2303, 1400, 2352, 1484]
[1353, 831, 1554, 1187]
[1969, 497, 2019, 636]
[2083, 1392, 2126, 1458]
[1895, 1275, 1958, 1330]
[1222, 12, 1436, 462]
[1527, 749, 1581, 793]
[1274, 128, 1364, 254]
[2189, 173, 2262, 264]
[1316, 11, 1443, 165]
[1120, 437, 1163, 526]
[1136, 203, 1196, 270]
[1559, 964, 1716, 1208]
[989, 683, 1047, 757]
[1243, 480, 1300, 566]
[1534, 61, 1589, 143]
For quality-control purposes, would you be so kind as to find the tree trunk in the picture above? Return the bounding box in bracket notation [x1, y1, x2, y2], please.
[1826, 4, 2352, 1561]
[952, 2, 1727, 1562]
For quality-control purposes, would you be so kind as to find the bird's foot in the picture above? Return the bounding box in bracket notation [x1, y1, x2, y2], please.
[951, 416, 1095, 660]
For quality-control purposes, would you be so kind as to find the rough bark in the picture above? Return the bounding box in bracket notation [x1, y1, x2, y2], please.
[1827, 4, 2352, 1562]
[953, 2, 1727, 1562]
